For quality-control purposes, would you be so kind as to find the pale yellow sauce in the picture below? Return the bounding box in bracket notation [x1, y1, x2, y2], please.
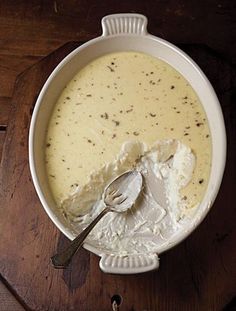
[46, 52, 211, 209]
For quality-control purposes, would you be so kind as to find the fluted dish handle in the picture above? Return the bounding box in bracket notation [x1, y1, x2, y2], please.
[99, 253, 159, 274]
[102, 13, 148, 36]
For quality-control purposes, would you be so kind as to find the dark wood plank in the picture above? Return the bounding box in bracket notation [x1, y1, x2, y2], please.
[0, 54, 41, 98]
[0, 281, 25, 311]
[0, 97, 11, 127]
[0, 41, 235, 311]
[0, 131, 5, 161]
[0, 1, 235, 61]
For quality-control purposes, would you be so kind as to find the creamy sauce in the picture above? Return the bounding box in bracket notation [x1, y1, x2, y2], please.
[46, 51, 211, 216]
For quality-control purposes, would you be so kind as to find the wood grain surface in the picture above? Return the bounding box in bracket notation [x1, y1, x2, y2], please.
[0, 1, 235, 310]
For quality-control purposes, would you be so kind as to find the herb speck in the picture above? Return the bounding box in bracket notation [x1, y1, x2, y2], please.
[149, 113, 156, 117]
[107, 65, 114, 72]
[112, 120, 120, 126]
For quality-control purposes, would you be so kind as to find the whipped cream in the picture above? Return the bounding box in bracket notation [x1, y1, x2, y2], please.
[61, 139, 197, 255]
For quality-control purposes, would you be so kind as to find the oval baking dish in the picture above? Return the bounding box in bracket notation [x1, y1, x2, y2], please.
[29, 13, 226, 274]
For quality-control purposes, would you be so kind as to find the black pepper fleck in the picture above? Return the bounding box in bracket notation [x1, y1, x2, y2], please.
[126, 108, 133, 113]
[196, 122, 203, 127]
[112, 120, 120, 126]
[107, 65, 114, 72]
[101, 112, 109, 119]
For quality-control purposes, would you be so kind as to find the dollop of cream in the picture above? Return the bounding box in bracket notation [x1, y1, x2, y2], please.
[61, 140, 197, 255]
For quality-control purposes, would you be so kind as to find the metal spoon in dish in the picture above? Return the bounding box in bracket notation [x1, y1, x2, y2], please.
[51, 170, 143, 269]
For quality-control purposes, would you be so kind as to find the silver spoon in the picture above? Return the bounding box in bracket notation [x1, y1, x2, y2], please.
[51, 170, 143, 269]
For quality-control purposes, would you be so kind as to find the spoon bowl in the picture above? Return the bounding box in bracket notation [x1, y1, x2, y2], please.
[104, 170, 143, 212]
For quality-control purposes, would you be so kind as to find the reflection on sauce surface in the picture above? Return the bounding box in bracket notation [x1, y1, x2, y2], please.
[46, 51, 212, 209]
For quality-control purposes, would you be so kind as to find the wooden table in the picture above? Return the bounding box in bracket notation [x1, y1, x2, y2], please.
[0, 1, 235, 310]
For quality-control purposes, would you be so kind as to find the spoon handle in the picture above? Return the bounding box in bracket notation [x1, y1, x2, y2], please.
[51, 206, 110, 269]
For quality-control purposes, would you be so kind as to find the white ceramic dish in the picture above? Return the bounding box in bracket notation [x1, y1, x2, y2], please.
[29, 13, 226, 274]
